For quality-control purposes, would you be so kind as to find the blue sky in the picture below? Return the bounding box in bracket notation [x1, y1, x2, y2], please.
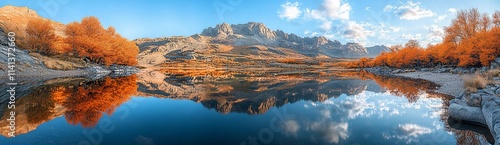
[1, 0, 499, 46]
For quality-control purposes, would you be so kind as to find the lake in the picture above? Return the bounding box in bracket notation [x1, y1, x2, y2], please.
[0, 71, 493, 145]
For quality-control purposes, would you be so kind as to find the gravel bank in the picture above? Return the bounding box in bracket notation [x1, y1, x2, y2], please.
[395, 71, 464, 97]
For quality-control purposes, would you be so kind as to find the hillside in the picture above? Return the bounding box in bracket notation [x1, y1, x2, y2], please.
[0, 5, 66, 40]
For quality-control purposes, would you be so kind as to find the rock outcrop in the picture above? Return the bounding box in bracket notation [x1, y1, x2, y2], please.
[449, 86, 500, 145]
[366, 45, 391, 58]
[0, 5, 66, 39]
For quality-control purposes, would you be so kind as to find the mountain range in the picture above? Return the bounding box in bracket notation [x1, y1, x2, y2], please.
[136, 22, 389, 66]
[134, 22, 389, 65]
[201, 22, 389, 58]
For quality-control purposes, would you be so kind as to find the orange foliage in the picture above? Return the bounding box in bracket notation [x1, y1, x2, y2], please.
[63, 17, 139, 66]
[50, 75, 138, 127]
[24, 16, 138, 66]
[25, 19, 57, 55]
[363, 8, 500, 68]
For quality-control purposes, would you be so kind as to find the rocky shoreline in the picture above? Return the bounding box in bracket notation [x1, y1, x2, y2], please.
[365, 66, 500, 145]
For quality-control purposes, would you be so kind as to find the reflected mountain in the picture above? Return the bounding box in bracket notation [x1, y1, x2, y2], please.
[136, 70, 384, 114]
[0, 75, 137, 137]
[136, 70, 452, 115]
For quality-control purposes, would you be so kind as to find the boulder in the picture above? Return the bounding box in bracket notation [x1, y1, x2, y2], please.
[433, 68, 448, 73]
[420, 68, 431, 72]
[481, 67, 489, 73]
[482, 97, 500, 144]
[450, 68, 457, 74]
[449, 103, 487, 125]
[470, 67, 477, 73]
[491, 62, 500, 70]
[467, 94, 483, 107]
[497, 88, 500, 96]
[392, 69, 404, 74]
[484, 88, 496, 95]
[0, 27, 9, 46]
[494, 57, 500, 64]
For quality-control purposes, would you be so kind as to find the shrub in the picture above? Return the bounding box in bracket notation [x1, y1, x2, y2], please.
[463, 74, 488, 93]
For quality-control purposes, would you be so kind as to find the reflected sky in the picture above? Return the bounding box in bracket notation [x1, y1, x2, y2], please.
[0, 71, 491, 145]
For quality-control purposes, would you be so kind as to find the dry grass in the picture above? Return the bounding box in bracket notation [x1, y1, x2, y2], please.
[30, 53, 86, 70]
[485, 69, 500, 80]
[216, 44, 233, 53]
[463, 74, 488, 93]
[276, 58, 306, 64]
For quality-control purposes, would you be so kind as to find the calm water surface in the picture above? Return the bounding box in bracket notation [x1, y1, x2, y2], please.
[0, 71, 492, 145]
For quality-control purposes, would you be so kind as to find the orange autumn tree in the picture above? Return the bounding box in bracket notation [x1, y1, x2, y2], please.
[64, 16, 139, 66]
[25, 19, 57, 55]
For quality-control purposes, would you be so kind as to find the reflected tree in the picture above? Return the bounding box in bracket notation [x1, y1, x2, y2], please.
[24, 86, 56, 124]
[50, 75, 138, 127]
[357, 71, 439, 103]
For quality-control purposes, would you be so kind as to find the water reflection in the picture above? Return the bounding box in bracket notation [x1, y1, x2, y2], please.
[0, 71, 493, 145]
[0, 75, 137, 137]
[56, 75, 137, 127]
[137, 71, 382, 114]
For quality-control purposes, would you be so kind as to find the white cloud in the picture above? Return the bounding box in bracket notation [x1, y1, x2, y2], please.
[383, 124, 434, 144]
[389, 26, 401, 32]
[343, 21, 368, 39]
[448, 8, 458, 14]
[425, 25, 445, 44]
[434, 8, 459, 23]
[401, 33, 422, 40]
[320, 21, 333, 31]
[322, 0, 351, 20]
[304, 30, 311, 35]
[434, 15, 447, 23]
[310, 32, 320, 36]
[283, 120, 300, 137]
[389, 109, 400, 115]
[384, 1, 435, 20]
[305, 0, 351, 21]
[278, 2, 302, 20]
[310, 121, 349, 143]
[398, 124, 432, 137]
[341, 91, 376, 119]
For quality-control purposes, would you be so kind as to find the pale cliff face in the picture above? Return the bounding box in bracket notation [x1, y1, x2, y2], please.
[0, 5, 66, 38]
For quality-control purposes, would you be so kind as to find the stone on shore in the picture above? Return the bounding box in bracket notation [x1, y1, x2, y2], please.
[466, 94, 483, 107]
[449, 103, 487, 126]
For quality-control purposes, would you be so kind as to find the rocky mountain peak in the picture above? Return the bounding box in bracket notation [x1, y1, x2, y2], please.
[201, 22, 277, 40]
[315, 36, 329, 45]
[231, 22, 276, 40]
[0, 5, 39, 17]
[366, 45, 391, 58]
[201, 22, 233, 37]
